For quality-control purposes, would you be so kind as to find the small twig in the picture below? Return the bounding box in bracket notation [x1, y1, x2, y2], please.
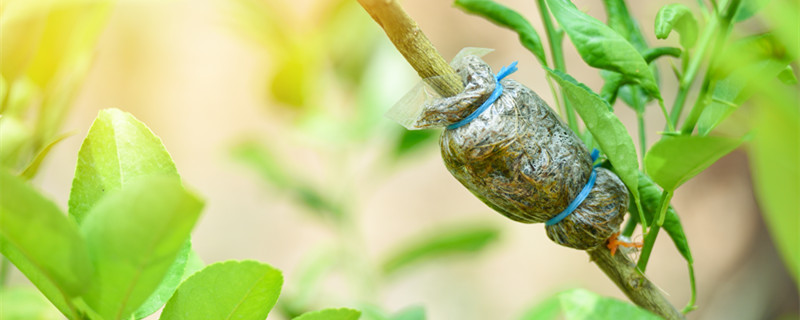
[588, 245, 685, 320]
[358, 2, 685, 318]
[357, 0, 463, 97]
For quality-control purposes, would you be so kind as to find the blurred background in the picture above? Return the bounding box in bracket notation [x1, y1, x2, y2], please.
[3, 0, 798, 319]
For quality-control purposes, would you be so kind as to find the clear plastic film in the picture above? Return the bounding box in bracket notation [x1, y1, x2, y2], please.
[386, 47, 494, 130]
[389, 53, 628, 250]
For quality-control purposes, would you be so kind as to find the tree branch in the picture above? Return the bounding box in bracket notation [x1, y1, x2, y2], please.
[357, 0, 464, 97]
[588, 245, 685, 320]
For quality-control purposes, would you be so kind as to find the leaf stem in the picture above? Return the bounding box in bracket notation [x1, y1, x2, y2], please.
[637, 112, 647, 167]
[680, 0, 742, 134]
[536, 0, 578, 132]
[669, 15, 719, 126]
[637, 190, 673, 271]
[682, 262, 698, 313]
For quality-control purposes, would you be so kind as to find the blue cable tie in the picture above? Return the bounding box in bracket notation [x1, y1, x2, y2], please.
[447, 61, 519, 130]
[545, 149, 600, 226]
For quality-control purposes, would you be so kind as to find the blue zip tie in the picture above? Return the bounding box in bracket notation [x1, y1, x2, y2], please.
[447, 61, 518, 130]
[545, 149, 600, 226]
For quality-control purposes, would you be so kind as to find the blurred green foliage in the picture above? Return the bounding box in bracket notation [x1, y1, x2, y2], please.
[0, 0, 114, 178]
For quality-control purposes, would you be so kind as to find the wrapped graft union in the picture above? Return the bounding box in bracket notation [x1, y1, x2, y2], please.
[392, 55, 628, 250]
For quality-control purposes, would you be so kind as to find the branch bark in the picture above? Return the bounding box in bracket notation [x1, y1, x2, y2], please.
[356, 0, 463, 97]
[588, 245, 685, 320]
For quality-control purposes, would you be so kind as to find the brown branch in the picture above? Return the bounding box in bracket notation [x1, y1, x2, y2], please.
[358, 1, 685, 318]
[356, 0, 463, 97]
[588, 245, 685, 320]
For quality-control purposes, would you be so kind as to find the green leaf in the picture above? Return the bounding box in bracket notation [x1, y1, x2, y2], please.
[777, 65, 798, 84]
[393, 129, 438, 159]
[519, 294, 560, 320]
[0, 169, 92, 319]
[654, 4, 698, 49]
[546, 69, 640, 204]
[390, 306, 426, 320]
[69, 108, 179, 224]
[0, 287, 63, 320]
[628, 171, 692, 263]
[545, 0, 660, 97]
[182, 248, 206, 280]
[132, 240, 194, 319]
[20, 133, 72, 180]
[293, 308, 361, 320]
[455, 0, 547, 65]
[698, 36, 792, 135]
[734, 0, 770, 21]
[230, 140, 343, 219]
[601, 0, 648, 51]
[67, 108, 194, 319]
[645, 136, 743, 191]
[381, 224, 500, 275]
[558, 289, 660, 320]
[80, 176, 204, 320]
[160, 260, 283, 320]
[749, 91, 800, 284]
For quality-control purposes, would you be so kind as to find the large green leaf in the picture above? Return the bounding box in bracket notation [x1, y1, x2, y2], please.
[160, 260, 283, 320]
[654, 4, 698, 49]
[697, 36, 792, 135]
[0, 169, 92, 319]
[454, 0, 547, 65]
[69, 108, 179, 224]
[381, 224, 500, 275]
[600, 0, 657, 110]
[749, 88, 800, 284]
[559, 289, 660, 320]
[545, 0, 660, 97]
[293, 308, 362, 320]
[132, 241, 194, 319]
[645, 136, 743, 191]
[546, 69, 640, 203]
[80, 176, 204, 320]
[68, 108, 194, 318]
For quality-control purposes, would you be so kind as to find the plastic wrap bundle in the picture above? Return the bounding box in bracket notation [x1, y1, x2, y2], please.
[389, 54, 628, 250]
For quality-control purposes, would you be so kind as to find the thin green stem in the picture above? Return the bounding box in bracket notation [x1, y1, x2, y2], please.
[681, 0, 742, 134]
[682, 262, 698, 313]
[637, 113, 647, 168]
[545, 76, 565, 118]
[637, 224, 659, 272]
[630, 88, 647, 168]
[680, 78, 715, 134]
[669, 16, 719, 126]
[536, 0, 578, 132]
[637, 190, 673, 271]
[659, 98, 676, 133]
[635, 198, 648, 235]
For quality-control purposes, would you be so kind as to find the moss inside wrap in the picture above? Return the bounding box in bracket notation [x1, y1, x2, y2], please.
[412, 55, 628, 250]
